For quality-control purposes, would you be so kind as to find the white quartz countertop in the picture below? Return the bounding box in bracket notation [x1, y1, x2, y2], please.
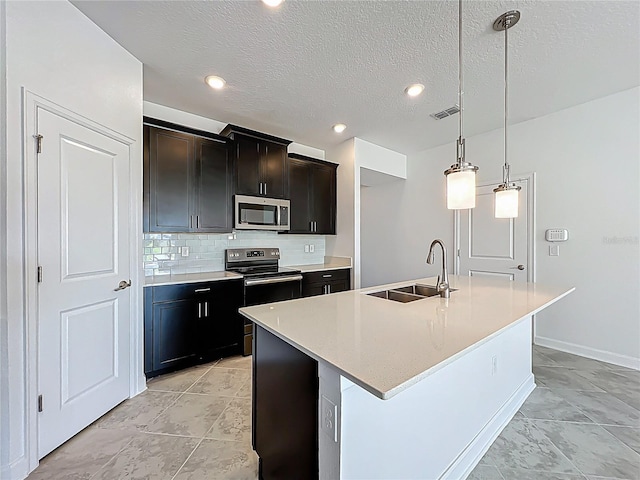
[239, 275, 574, 400]
[144, 271, 243, 287]
[287, 257, 352, 273]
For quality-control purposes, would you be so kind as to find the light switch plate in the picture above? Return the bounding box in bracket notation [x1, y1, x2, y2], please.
[310, 244, 315, 253]
[549, 245, 560, 256]
[304, 245, 310, 253]
[181, 246, 190, 257]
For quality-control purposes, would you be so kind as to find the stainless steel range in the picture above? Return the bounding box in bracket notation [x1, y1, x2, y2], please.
[225, 248, 302, 355]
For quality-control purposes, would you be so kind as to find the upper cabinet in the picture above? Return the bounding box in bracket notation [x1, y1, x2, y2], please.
[287, 153, 338, 235]
[144, 118, 234, 233]
[221, 125, 292, 199]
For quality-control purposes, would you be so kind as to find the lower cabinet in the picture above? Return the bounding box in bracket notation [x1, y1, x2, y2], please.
[144, 279, 243, 377]
[301, 268, 351, 298]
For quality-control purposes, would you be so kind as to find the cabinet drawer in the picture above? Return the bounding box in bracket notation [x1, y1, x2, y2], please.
[151, 280, 237, 303]
[302, 269, 350, 286]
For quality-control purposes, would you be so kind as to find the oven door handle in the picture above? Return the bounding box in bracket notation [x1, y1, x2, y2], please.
[244, 274, 303, 287]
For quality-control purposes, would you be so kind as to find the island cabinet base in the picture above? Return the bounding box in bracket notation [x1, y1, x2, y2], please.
[322, 317, 535, 480]
[252, 326, 319, 480]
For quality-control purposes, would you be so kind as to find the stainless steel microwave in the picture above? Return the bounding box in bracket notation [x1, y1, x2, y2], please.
[234, 195, 290, 231]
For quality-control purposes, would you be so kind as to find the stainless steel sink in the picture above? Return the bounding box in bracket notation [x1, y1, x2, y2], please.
[366, 284, 456, 303]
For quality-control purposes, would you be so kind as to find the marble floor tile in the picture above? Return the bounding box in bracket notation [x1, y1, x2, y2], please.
[92, 433, 198, 480]
[539, 349, 620, 372]
[533, 419, 640, 479]
[534, 349, 561, 367]
[235, 378, 252, 398]
[187, 367, 250, 396]
[603, 426, 640, 455]
[467, 464, 504, 480]
[26, 427, 135, 480]
[94, 390, 180, 430]
[216, 355, 252, 370]
[533, 366, 605, 392]
[205, 398, 252, 442]
[482, 418, 580, 475]
[551, 389, 640, 427]
[573, 370, 640, 411]
[498, 469, 586, 479]
[520, 387, 592, 423]
[145, 393, 231, 438]
[173, 438, 258, 480]
[146, 364, 211, 393]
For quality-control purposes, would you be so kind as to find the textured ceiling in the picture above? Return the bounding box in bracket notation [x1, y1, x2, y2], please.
[72, 0, 639, 155]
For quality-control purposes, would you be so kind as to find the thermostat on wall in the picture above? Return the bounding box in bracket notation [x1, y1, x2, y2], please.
[545, 229, 569, 242]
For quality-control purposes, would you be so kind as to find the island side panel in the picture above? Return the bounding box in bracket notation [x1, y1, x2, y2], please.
[340, 318, 534, 480]
[253, 325, 319, 480]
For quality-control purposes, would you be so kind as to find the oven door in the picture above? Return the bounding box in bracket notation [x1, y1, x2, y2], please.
[243, 275, 302, 355]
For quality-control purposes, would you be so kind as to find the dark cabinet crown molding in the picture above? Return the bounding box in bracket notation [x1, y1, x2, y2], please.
[288, 152, 339, 170]
[221, 124, 293, 146]
[143, 116, 230, 144]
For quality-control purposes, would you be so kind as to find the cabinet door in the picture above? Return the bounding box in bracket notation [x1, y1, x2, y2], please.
[327, 278, 350, 294]
[311, 163, 336, 234]
[195, 138, 233, 232]
[262, 142, 287, 199]
[288, 157, 313, 233]
[147, 126, 194, 232]
[198, 281, 243, 359]
[151, 299, 198, 372]
[235, 135, 261, 196]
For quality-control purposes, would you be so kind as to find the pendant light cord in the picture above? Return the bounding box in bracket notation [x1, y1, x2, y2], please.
[459, 0, 464, 140]
[503, 22, 509, 185]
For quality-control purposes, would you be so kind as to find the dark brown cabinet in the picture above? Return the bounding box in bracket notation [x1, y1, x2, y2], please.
[144, 119, 233, 233]
[301, 269, 351, 298]
[221, 125, 291, 199]
[287, 154, 337, 234]
[144, 279, 244, 377]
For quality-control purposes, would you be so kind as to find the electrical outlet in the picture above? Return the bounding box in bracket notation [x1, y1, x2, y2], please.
[549, 245, 560, 256]
[321, 395, 338, 442]
[310, 244, 315, 253]
[181, 246, 190, 257]
[491, 355, 498, 376]
[304, 245, 310, 253]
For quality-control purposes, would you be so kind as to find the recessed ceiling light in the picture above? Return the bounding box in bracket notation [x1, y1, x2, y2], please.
[332, 123, 347, 134]
[204, 75, 226, 90]
[405, 83, 425, 97]
[262, 0, 284, 7]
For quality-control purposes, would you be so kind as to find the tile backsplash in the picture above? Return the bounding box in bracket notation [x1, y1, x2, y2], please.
[143, 230, 326, 276]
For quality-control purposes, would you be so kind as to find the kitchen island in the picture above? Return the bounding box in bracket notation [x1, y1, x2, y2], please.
[239, 275, 574, 480]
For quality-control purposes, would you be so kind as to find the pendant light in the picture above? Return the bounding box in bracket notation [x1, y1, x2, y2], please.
[493, 11, 521, 218]
[444, 0, 479, 210]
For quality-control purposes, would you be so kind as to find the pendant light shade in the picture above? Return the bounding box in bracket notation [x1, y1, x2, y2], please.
[446, 169, 477, 209]
[445, 0, 478, 210]
[494, 184, 519, 218]
[493, 11, 521, 219]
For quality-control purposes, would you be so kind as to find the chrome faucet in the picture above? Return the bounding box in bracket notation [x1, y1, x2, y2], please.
[426, 239, 450, 298]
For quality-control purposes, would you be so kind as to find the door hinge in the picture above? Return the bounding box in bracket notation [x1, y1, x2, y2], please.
[34, 134, 43, 154]
[37, 266, 43, 283]
[38, 394, 43, 412]
[457, 249, 460, 257]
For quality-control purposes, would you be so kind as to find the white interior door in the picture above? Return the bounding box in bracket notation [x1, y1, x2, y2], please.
[37, 107, 131, 458]
[458, 177, 532, 281]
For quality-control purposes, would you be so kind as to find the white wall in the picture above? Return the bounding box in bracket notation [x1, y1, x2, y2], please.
[355, 138, 407, 186]
[360, 141, 454, 288]
[2, 2, 143, 478]
[361, 88, 640, 367]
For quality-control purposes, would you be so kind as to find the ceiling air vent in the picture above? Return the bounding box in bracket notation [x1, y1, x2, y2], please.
[431, 105, 460, 120]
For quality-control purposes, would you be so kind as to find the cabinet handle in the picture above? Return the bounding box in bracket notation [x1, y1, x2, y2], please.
[322, 274, 332, 278]
[328, 284, 331, 294]
[194, 288, 210, 293]
[204, 301, 208, 317]
[259, 182, 263, 195]
[190, 215, 193, 229]
[264, 182, 267, 196]
[309, 221, 313, 232]
[197, 215, 200, 228]
[198, 302, 202, 319]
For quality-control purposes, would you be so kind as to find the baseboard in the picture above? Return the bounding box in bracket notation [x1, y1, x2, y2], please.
[441, 375, 536, 479]
[1, 455, 30, 480]
[535, 336, 640, 371]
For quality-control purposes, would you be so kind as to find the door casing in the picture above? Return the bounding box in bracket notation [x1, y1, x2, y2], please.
[22, 90, 145, 472]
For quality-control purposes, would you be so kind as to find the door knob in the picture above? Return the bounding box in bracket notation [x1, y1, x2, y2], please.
[516, 265, 525, 271]
[114, 280, 132, 291]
